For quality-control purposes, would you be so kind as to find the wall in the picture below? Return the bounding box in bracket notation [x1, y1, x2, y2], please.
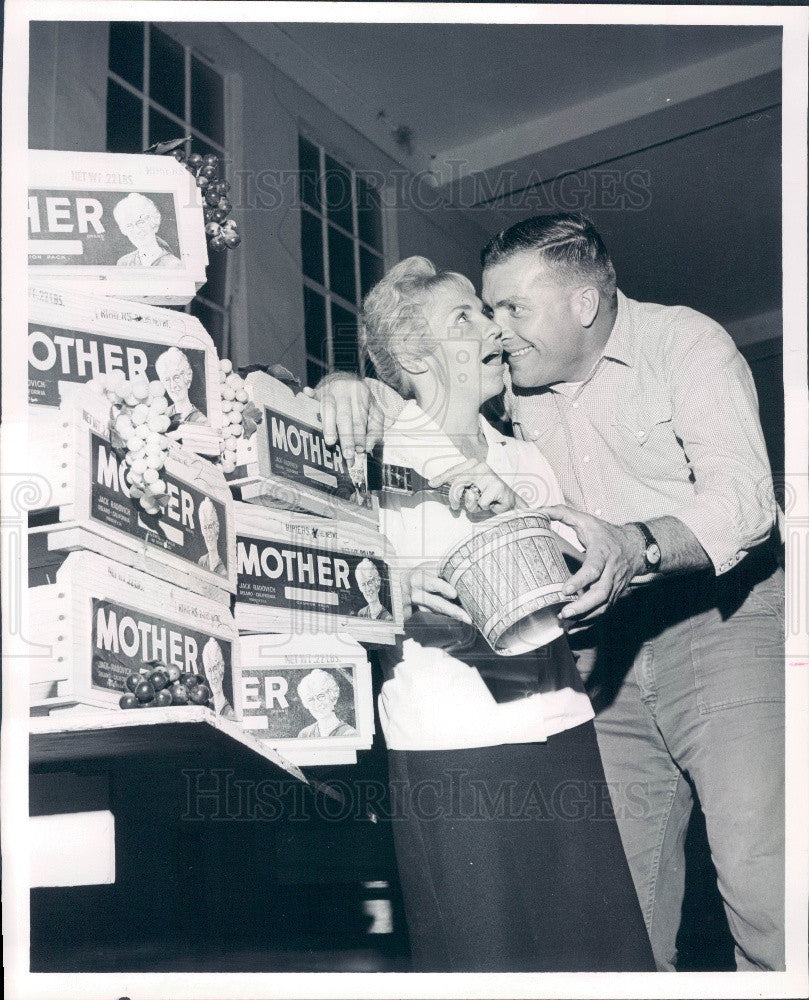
[28, 20, 485, 382]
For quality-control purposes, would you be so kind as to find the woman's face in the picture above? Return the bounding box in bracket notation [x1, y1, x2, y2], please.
[119, 207, 160, 248]
[303, 682, 339, 720]
[357, 567, 381, 602]
[421, 279, 505, 404]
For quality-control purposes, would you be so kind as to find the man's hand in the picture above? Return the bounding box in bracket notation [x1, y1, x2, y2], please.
[404, 562, 472, 624]
[428, 459, 523, 515]
[539, 506, 645, 627]
[306, 374, 384, 456]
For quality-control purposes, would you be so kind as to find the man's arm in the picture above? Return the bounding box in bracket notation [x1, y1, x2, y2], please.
[542, 509, 710, 627]
[544, 317, 775, 625]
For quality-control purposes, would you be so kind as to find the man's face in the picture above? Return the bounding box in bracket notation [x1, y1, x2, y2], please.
[482, 253, 591, 387]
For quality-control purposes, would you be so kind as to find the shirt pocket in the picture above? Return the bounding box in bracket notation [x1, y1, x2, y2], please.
[611, 398, 673, 449]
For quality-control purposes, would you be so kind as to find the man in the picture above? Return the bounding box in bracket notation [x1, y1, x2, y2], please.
[113, 192, 182, 268]
[317, 213, 784, 971]
[297, 668, 357, 738]
[155, 346, 207, 426]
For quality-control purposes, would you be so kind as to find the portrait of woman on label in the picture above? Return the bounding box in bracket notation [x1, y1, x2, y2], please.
[354, 558, 393, 621]
[202, 638, 235, 719]
[297, 668, 357, 738]
[197, 498, 228, 577]
[113, 192, 182, 268]
[155, 346, 208, 426]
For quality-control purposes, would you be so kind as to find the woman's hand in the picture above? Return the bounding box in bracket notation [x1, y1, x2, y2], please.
[403, 561, 472, 624]
[427, 458, 524, 514]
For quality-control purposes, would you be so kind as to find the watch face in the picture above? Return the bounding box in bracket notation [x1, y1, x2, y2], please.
[646, 543, 662, 566]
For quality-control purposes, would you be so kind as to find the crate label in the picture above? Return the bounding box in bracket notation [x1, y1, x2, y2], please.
[90, 433, 229, 575]
[28, 322, 208, 413]
[91, 597, 234, 710]
[28, 189, 182, 267]
[238, 664, 358, 740]
[236, 534, 394, 621]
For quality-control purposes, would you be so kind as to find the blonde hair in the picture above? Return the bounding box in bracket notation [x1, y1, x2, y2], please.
[360, 256, 474, 396]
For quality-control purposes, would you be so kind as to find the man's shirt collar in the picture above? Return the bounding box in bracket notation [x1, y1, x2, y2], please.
[601, 289, 635, 368]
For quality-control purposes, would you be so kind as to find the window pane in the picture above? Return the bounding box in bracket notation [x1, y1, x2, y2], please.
[357, 175, 383, 251]
[109, 22, 144, 90]
[303, 286, 328, 367]
[149, 27, 184, 119]
[107, 79, 143, 153]
[307, 356, 328, 391]
[330, 301, 358, 372]
[298, 136, 320, 212]
[149, 105, 184, 150]
[327, 224, 356, 304]
[191, 54, 224, 146]
[360, 247, 384, 299]
[190, 298, 225, 354]
[198, 247, 228, 307]
[324, 155, 354, 233]
[301, 210, 324, 285]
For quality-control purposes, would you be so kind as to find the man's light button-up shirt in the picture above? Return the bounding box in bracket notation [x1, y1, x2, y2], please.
[506, 290, 777, 576]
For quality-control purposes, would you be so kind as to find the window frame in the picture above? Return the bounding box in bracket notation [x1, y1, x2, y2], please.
[298, 130, 393, 380]
[106, 23, 232, 353]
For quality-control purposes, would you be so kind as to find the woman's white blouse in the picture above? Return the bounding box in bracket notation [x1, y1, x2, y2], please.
[377, 403, 594, 752]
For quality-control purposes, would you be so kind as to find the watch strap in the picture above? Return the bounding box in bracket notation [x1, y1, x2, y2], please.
[630, 521, 656, 550]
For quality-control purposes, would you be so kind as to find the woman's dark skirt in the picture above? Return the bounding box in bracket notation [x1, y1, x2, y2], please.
[387, 721, 656, 972]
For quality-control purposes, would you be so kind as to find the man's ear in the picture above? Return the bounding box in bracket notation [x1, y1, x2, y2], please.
[575, 286, 600, 328]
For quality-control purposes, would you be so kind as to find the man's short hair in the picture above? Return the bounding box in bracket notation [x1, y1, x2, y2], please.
[481, 213, 617, 303]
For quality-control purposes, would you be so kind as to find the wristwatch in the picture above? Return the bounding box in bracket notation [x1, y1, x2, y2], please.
[630, 522, 662, 572]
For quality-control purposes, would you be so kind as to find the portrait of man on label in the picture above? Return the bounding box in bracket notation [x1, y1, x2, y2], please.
[297, 668, 357, 738]
[197, 497, 227, 577]
[113, 192, 182, 268]
[354, 558, 393, 621]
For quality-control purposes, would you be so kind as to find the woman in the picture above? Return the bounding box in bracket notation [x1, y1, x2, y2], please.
[361, 257, 654, 972]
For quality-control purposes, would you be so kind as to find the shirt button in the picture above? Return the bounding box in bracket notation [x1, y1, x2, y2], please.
[636, 430, 645, 440]
[583, 455, 590, 463]
[572, 402, 579, 409]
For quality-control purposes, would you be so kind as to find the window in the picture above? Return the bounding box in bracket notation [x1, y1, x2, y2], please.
[298, 135, 385, 387]
[107, 23, 229, 353]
